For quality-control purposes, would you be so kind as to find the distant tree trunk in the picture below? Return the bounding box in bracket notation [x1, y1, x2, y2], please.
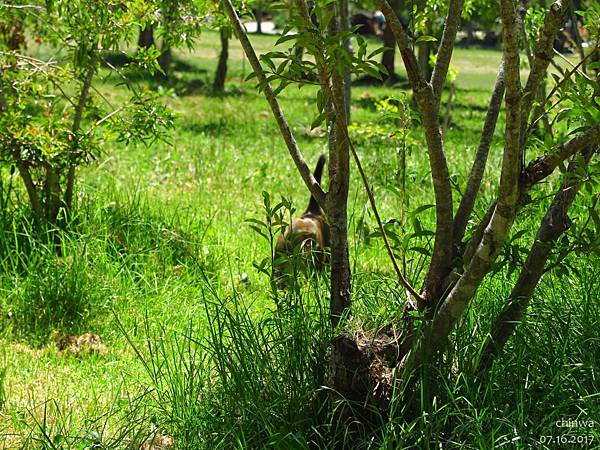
[256, 8, 263, 34]
[381, 25, 396, 82]
[158, 45, 172, 76]
[137, 25, 155, 50]
[381, 0, 401, 83]
[213, 28, 229, 91]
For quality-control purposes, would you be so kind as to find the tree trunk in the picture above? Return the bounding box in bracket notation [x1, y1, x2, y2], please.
[339, 0, 351, 121]
[45, 167, 62, 224]
[381, 24, 396, 83]
[158, 46, 172, 76]
[326, 2, 352, 327]
[213, 28, 229, 91]
[137, 25, 155, 50]
[327, 83, 351, 327]
[256, 9, 263, 34]
[14, 160, 43, 222]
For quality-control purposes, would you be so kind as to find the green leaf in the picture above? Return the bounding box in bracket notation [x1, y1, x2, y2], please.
[245, 71, 258, 81]
[311, 112, 326, 129]
[416, 35, 438, 43]
[275, 33, 300, 46]
[409, 246, 431, 256]
[412, 204, 435, 215]
[368, 47, 391, 59]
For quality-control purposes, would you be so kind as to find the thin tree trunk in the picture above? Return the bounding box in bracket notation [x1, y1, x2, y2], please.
[158, 46, 172, 75]
[45, 167, 62, 224]
[431, 0, 464, 100]
[381, 24, 396, 82]
[339, 0, 351, 121]
[327, 2, 351, 327]
[453, 62, 505, 247]
[479, 147, 594, 370]
[256, 8, 263, 34]
[221, 0, 326, 208]
[65, 59, 96, 212]
[519, 0, 572, 151]
[213, 28, 229, 91]
[14, 160, 43, 221]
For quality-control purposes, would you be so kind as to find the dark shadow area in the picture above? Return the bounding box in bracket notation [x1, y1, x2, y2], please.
[353, 74, 409, 88]
[179, 117, 232, 136]
[354, 93, 408, 111]
[206, 86, 248, 98]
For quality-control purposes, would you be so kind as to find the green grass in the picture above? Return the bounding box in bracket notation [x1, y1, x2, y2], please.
[0, 30, 598, 449]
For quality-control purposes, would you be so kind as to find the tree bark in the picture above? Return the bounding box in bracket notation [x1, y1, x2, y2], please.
[417, 40, 432, 84]
[380, 0, 400, 83]
[431, 0, 464, 100]
[519, 0, 571, 151]
[255, 8, 263, 34]
[213, 28, 229, 91]
[45, 167, 62, 223]
[339, 0, 351, 121]
[381, 24, 396, 83]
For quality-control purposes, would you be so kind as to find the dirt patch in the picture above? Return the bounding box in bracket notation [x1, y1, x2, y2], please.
[51, 332, 107, 357]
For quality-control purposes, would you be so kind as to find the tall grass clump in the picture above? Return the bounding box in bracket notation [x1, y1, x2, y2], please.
[0, 209, 101, 342]
[128, 270, 334, 449]
[2, 242, 99, 343]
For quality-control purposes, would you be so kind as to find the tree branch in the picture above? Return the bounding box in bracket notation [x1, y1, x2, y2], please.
[521, 125, 600, 188]
[479, 146, 594, 370]
[374, 0, 426, 92]
[431, 0, 464, 101]
[376, 0, 454, 305]
[519, 0, 571, 148]
[65, 59, 96, 210]
[453, 62, 505, 246]
[221, 0, 326, 208]
[397, 0, 524, 370]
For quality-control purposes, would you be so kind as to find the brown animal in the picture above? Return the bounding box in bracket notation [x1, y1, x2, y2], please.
[273, 154, 330, 284]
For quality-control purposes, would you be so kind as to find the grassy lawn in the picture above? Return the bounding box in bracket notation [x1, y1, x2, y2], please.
[0, 30, 598, 449]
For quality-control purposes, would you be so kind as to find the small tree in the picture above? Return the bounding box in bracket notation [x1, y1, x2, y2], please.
[0, 0, 174, 225]
[223, 0, 600, 428]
